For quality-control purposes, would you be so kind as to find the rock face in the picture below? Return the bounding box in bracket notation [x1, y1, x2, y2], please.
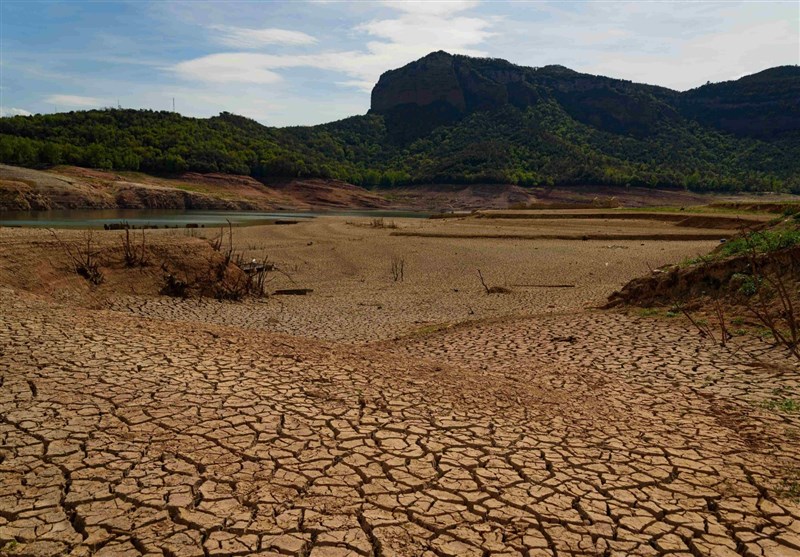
[370, 52, 675, 140]
[371, 51, 542, 115]
[371, 51, 467, 113]
[370, 51, 800, 142]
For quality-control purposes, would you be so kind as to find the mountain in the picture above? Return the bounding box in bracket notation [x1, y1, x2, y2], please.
[678, 66, 800, 139]
[2, 52, 799, 193]
[370, 51, 680, 141]
[371, 51, 799, 141]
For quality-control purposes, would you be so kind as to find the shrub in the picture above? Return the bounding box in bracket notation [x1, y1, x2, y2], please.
[720, 229, 800, 258]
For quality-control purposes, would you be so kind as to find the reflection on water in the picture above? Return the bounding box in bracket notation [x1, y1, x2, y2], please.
[0, 209, 429, 228]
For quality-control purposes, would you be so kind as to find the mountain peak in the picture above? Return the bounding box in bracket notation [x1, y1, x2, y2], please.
[369, 52, 673, 141]
[371, 51, 462, 112]
[420, 50, 454, 60]
[370, 52, 800, 142]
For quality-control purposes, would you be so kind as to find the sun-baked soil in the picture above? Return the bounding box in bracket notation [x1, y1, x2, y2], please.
[1, 214, 799, 557]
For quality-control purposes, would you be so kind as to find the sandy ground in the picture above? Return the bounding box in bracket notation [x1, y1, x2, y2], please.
[1, 214, 799, 557]
[105, 216, 730, 342]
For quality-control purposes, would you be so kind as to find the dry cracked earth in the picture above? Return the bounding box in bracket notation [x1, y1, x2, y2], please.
[1, 219, 800, 557]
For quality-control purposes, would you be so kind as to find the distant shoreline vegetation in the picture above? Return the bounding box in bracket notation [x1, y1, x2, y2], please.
[0, 102, 796, 193]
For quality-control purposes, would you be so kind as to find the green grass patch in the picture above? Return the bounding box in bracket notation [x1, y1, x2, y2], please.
[623, 205, 776, 215]
[406, 322, 454, 338]
[718, 228, 800, 257]
[762, 398, 800, 413]
[778, 470, 800, 502]
[636, 308, 661, 317]
[681, 227, 800, 267]
[635, 308, 682, 318]
[781, 480, 800, 501]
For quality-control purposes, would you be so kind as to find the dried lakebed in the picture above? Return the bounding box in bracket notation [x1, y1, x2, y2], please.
[0, 216, 798, 557]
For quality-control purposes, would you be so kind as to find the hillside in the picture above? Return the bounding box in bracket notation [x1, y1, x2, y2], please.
[679, 66, 800, 139]
[0, 164, 393, 211]
[1, 52, 798, 194]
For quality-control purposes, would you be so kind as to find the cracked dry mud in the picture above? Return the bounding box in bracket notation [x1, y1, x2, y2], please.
[1, 219, 800, 557]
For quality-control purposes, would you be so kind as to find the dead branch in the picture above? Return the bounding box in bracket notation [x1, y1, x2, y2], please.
[674, 301, 717, 344]
[477, 269, 511, 295]
[477, 269, 490, 294]
[121, 226, 148, 267]
[48, 228, 104, 285]
[391, 256, 405, 282]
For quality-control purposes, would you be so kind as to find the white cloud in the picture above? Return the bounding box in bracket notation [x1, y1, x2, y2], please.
[0, 107, 33, 117]
[356, 14, 494, 53]
[336, 79, 375, 91]
[173, 1, 496, 92]
[578, 17, 799, 90]
[381, 0, 479, 17]
[43, 94, 103, 107]
[209, 25, 317, 48]
[173, 53, 284, 84]
[500, 1, 799, 90]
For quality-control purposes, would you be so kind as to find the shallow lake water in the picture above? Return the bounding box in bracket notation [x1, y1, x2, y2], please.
[0, 209, 429, 228]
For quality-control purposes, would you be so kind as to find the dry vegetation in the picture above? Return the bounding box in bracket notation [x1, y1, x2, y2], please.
[611, 215, 800, 360]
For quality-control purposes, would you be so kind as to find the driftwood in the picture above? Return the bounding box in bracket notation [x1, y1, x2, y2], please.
[273, 288, 313, 296]
[511, 284, 575, 288]
[240, 261, 275, 274]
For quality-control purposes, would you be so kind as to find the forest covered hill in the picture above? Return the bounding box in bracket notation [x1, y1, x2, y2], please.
[2, 52, 798, 193]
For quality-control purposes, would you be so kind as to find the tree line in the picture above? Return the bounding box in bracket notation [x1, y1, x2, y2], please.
[1, 107, 797, 193]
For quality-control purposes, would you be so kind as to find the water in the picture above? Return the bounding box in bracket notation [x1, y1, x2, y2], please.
[0, 209, 430, 228]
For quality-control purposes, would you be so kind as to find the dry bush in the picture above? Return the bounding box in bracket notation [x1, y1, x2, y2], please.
[672, 256, 731, 347]
[230, 252, 281, 298]
[673, 299, 730, 347]
[160, 255, 250, 300]
[735, 243, 800, 358]
[161, 223, 288, 301]
[371, 218, 398, 229]
[391, 256, 405, 282]
[477, 269, 511, 294]
[209, 222, 232, 255]
[160, 271, 189, 298]
[48, 229, 104, 285]
[674, 235, 800, 357]
[248, 259, 273, 297]
[121, 226, 149, 268]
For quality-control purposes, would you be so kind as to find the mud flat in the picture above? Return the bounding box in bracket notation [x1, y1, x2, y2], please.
[1, 214, 798, 557]
[103, 216, 730, 341]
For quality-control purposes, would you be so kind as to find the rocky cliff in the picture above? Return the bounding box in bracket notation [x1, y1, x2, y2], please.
[370, 51, 799, 142]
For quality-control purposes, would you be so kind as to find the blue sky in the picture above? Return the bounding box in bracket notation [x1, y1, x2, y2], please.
[1, 0, 798, 126]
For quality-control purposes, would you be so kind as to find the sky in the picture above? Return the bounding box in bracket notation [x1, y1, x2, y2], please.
[1, 0, 798, 126]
